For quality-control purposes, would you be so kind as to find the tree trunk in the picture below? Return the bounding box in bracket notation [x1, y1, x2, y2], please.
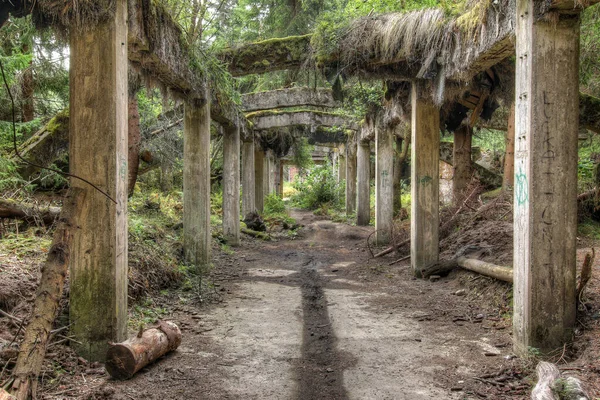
[456, 257, 512, 283]
[0, 199, 61, 225]
[105, 321, 182, 380]
[21, 44, 34, 123]
[10, 188, 85, 400]
[128, 94, 141, 197]
[160, 162, 173, 192]
[393, 137, 403, 215]
[503, 103, 515, 191]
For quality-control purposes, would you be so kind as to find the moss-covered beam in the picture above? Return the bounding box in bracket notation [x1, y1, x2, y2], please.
[127, 0, 205, 99]
[219, 35, 311, 77]
[242, 88, 339, 112]
[249, 110, 358, 131]
[14, 109, 69, 179]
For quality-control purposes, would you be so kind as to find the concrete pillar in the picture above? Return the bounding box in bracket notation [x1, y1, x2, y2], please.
[503, 103, 515, 191]
[453, 124, 472, 204]
[411, 82, 440, 277]
[346, 141, 357, 215]
[223, 124, 240, 246]
[242, 140, 255, 217]
[264, 150, 273, 196]
[254, 147, 264, 213]
[277, 161, 284, 197]
[69, 0, 128, 361]
[513, 4, 580, 355]
[375, 124, 394, 245]
[338, 153, 346, 182]
[356, 141, 371, 226]
[183, 98, 211, 268]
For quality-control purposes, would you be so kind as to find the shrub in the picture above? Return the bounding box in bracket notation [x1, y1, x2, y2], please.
[291, 164, 344, 210]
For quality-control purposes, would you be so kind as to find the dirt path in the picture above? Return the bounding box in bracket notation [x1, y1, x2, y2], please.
[97, 210, 527, 400]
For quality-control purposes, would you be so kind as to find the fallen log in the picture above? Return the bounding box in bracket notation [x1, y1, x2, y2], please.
[532, 361, 588, 400]
[0, 199, 61, 225]
[10, 188, 85, 400]
[241, 227, 271, 240]
[105, 321, 182, 380]
[422, 257, 513, 283]
[456, 257, 513, 283]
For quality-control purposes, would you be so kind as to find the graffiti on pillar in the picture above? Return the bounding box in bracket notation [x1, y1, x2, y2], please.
[119, 155, 127, 180]
[515, 167, 528, 206]
[381, 169, 389, 187]
[419, 175, 432, 186]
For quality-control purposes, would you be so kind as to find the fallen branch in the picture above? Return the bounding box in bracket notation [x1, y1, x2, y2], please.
[389, 255, 410, 266]
[241, 227, 271, 240]
[0, 199, 61, 225]
[374, 187, 480, 259]
[105, 321, 182, 380]
[10, 188, 85, 400]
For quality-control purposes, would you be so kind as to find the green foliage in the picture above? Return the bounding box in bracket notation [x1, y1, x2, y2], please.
[0, 156, 33, 193]
[581, 6, 600, 96]
[291, 164, 344, 210]
[577, 133, 600, 192]
[264, 193, 286, 214]
[291, 137, 314, 171]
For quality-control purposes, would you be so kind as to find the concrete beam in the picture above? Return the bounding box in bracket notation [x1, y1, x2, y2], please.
[375, 124, 394, 245]
[68, 1, 128, 361]
[411, 82, 440, 277]
[242, 88, 339, 112]
[183, 99, 211, 268]
[249, 110, 358, 131]
[223, 124, 240, 246]
[513, 6, 580, 355]
[242, 140, 256, 217]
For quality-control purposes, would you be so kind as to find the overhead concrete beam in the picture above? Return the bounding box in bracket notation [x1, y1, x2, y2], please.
[242, 88, 339, 112]
[249, 111, 358, 131]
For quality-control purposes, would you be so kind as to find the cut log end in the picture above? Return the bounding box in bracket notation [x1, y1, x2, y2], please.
[105, 344, 137, 380]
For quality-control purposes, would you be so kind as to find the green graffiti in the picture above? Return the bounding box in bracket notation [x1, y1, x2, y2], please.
[515, 167, 528, 206]
[419, 175, 433, 185]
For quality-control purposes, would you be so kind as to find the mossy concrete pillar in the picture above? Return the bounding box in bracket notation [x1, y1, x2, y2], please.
[69, 0, 128, 361]
[411, 82, 440, 277]
[357, 141, 371, 226]
[242, 140, 255, 217]
[513, 4, 580, 355]
[375, 124, 394, 245]
[223, 124, 240, 246]
[183, 97, 211, 268]
[453, 124, 472, 204]
[254, 146, 265, 213]
[346, 141, 357, 215]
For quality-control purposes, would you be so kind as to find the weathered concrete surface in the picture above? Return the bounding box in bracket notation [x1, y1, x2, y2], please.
[356, 142, 371, 226]
[250, 111, 358, 131]
[375, 126, 394, 245]
[241, 140, 256, 217]
[183, 99, 211, 268]
[513, 6, 579, 354]
[223, 125, 240, 246]
[242, 88, 339, 112]
[68, 1, 128, 361]
[254, 148, 265, 213]
[411, 84, 440, 277]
